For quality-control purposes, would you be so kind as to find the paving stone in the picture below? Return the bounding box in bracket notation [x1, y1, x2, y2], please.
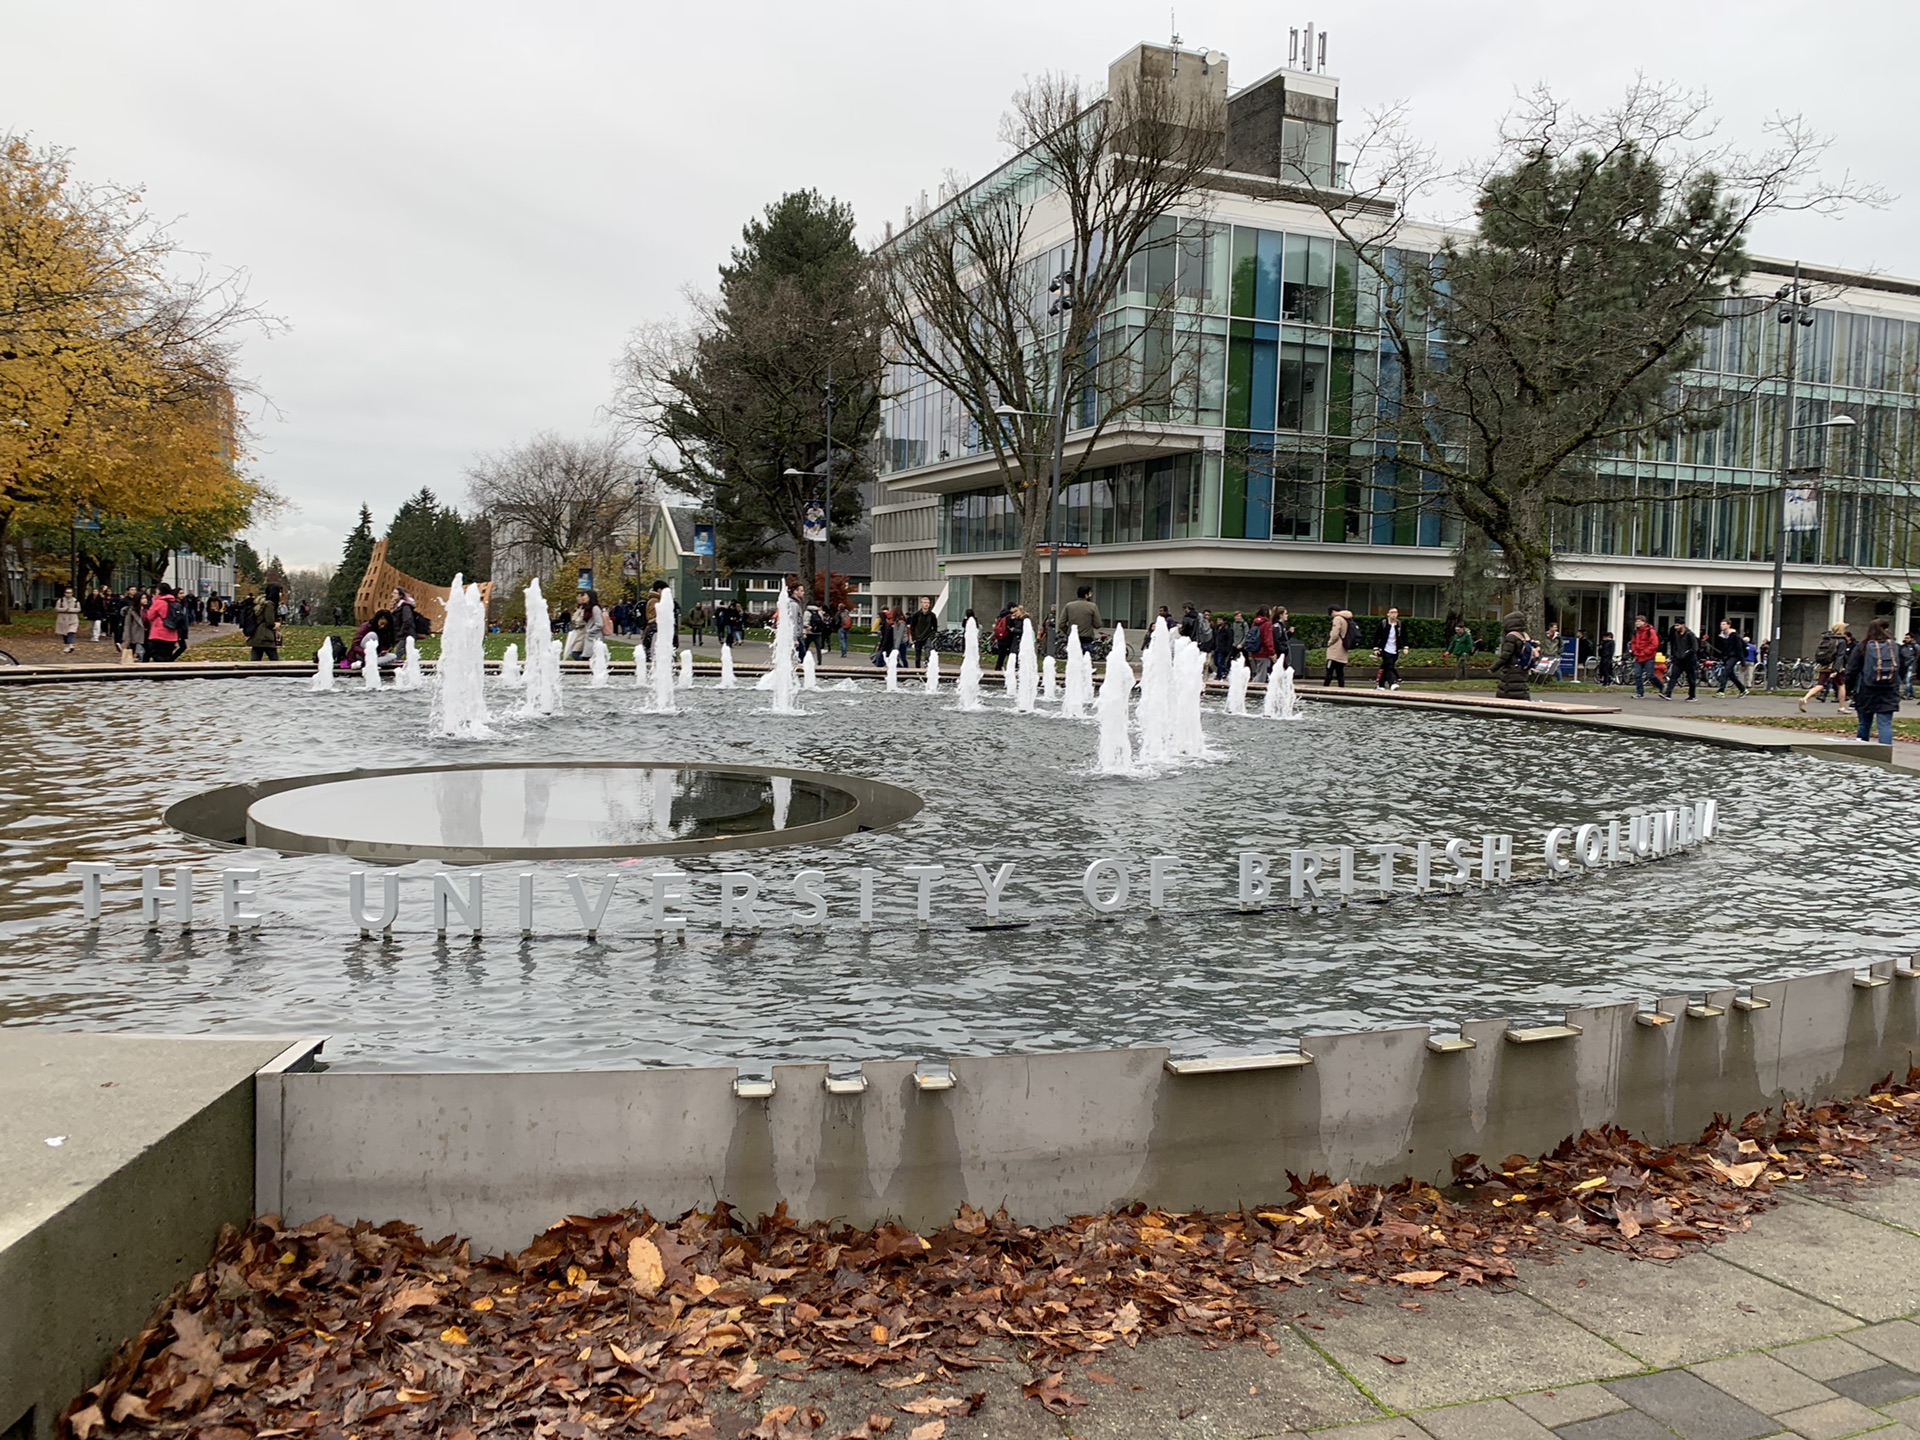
[1825, 1363, 1920, 1408]
[1297, 1285, 1637, 1411]
[1883, 1396, 1920, 1428]
[1773, 1394, 1896, 1438]
[1063, 1332, 1375, 1439]
[1713, 1200, 1920, 1323]
[1687, 1354, 1838, 1415]
[1303, 1422, 1426, 1439]
[1794, 1176, 1920, 1238]
[1850, 1322, 1920, 1371]
[1602, 1370, 1779, 1439]
[1771, 1339, 1884, 1382]
[1555, 1412, 1691, 1440]
[1516, 1244, 1857, 1366]
[1409, 1398, 1555, 1438]
[1509, 1384, 1630, 1428]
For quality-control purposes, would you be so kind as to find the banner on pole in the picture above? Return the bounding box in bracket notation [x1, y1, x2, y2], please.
[802, 500, 827, 543]
[1784, 486, 1820, 532]
[693, 524, 716, 557]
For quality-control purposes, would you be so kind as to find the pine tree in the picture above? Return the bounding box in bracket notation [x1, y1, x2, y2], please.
[384, 486, 471, 585]
[326, 504, 375, 618]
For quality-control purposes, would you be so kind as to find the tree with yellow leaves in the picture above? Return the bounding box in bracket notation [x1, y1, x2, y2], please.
[0, 136, 273, 620]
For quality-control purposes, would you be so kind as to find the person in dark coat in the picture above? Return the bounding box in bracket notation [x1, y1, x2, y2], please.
[1659, 623, 1701, 701]
[1845, 618, 1902, 745]
[1491, 611, 1532, 702]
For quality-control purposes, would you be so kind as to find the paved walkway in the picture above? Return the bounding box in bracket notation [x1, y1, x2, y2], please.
[818, 1180, 1920, 1440]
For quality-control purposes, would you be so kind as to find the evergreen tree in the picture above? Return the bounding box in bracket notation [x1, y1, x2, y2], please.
[384, 486, 471, 585]
[326, 503, 375, 617]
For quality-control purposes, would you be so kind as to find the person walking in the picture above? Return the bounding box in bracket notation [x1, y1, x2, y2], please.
[1659, 622, 1700, 701]
[1210, 614, 1238, 679]
[54, 586, 81, 653]
[690, 602, 709, 648]
[909, 596, 938, 668]
[1324, 607, 1354, 688]
[1628, 614, 1660, 697]
[250, 608, 283, 661]
[1845, 618, 1902, 745]
[1802, 623, 1847, 713]
[1060, 586, 1100, 649]
[1898, 631, 1918, 701]
[1245, 606, 1276, 681]
[118, 587, 145, 662]
[1491, 612, 1534, 702]
[1712, 618, 1749, 696]
[144, 584, 184, 662]
[1596, 630, 1617, 687]
[1375, 606, 1407, 691]
[991, 604, 1022, 671]
[1447, 622, 1475, 681]
[565, 589, 608, 659]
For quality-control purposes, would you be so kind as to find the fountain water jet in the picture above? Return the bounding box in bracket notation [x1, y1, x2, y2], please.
[678, 650, 693, 689]
[717, 643, 736, 688]
[431, 576, 493, 740]
[1095, 624, 1136, 775]
[955, 618, 984, 712]
[518, 580, 563, 717]
[1042, 655, 1056, 702]
[588, 639, 610, 688]
[310, 641, 335, 693]
[766, 593, 803, 715]
[392, 637, 425, 691]
[1169, 637, 1208, 757]
[648, 586, 677, 714]
[884, 650, 901, 691]
[498, 644, 522, 689]
[923, 648, 940, 692]
[1224, 655, 1250, 715]
[1060, 626, 1092, 719]
[1262, 658, 1304, 720]
[801, 649, 818, 690]
[361, 632, 382, 691]
[1134, 619, 1176, 765]
[1015, 620, 1039, 713]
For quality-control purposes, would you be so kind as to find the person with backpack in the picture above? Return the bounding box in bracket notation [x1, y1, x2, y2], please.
[1659, 622, 1700, 701]
[909, 596, 938, 667]
[1802, 622, 1847, 712]
[1324, 607, 1354, 688]
[1244, 606, 1276, 681]
[1712, 619, 1749, 696]
[1209, 614, 1239, 679]
[1490, 611, 1534, 702]
[991, 604, 1021, 671]
[1845, 618, 1902, 744]
[1448, 622, 1476, 681]
[1899, 631, 1919, 701]
[143, 583, 187, 662]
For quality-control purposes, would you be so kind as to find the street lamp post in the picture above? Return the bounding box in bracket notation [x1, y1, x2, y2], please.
[784, 362, 837, 611]
[1764, 264, 1855, 690]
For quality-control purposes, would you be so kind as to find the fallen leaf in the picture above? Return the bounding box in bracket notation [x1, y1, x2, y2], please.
[440, 1324, 470, 1345]
[1379, 1354, 1408, 1365]
[906, 1424, 945, 1440]
[896, 1395, 972, 1417]
[471, 1295, 495, 1312]
[1112, 1300, 1140, 1334]
[628, 1235, 666, 1296]
[1391, 1270, 1446, 1285]
[871, 1324, 890, 1344]
[1022, 1374, 1088, 1414]
[1708, 1157, 1766, 1188]
[386, 1281, 441, 1314]
[880, 1373, 929, 1390]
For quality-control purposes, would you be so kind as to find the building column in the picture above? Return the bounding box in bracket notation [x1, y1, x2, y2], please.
[1606, 583, 1627, 646]
[1756, 589, 1775, 659]
[1897, 595, 1913, 643]
[1829, 591, 1847, 629]
[1684, 585, 1703, 632]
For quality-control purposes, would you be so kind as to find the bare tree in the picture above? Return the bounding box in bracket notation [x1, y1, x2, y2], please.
[1267, 81, 1884, 623]
[876, 63, 1227, 616]
[464, 431, 642, 583]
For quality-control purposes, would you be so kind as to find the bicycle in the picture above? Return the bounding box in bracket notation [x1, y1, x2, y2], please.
[0, 647, 16, 666]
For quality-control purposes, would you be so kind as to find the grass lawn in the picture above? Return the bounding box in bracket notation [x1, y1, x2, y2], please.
[192, 626, 781, 664]
[1714, 713, 1920, 743]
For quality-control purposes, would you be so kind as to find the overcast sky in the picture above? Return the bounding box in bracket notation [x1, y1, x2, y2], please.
[9, 0, 1918, 568]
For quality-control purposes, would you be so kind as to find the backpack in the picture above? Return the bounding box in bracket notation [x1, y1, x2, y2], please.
[992, 614, 1009, 643]
[1867, 640, 1898, 685]
[1516, 637, 1541, 672]
[165, 597, 189, 633]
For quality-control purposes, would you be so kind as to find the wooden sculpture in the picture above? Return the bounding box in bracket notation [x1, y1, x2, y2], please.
[353, 540, 493, 625]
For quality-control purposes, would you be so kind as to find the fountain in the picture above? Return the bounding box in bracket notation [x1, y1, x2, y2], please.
[1060, 626, 1091, 719]
[498, 644, 522, 689]
[309, 641, 334, 693]
[801, 649, 818, 691]
[1263, 659, 1303, 720]
[884, 650, 901, 692]
[1134, 619, 1176, 765]
[360, 632, 381, 691]
[1224, 655, 1250, 715]
[1015, 619, 1039, 713]
[1095, 624, 1136, 775]
[765, 593, 803, 715]
[393, 636, 425, 691]
[1169, 636, 1209, 758]
[923, 648, 940, 692]
[588, 639, 610, 689]
[678, 650, 693, 689]
[518, 580, 563, 717]
[718, 644, 736, 689]
[430, 576, 493, 741]
[648, 586, 677, 715]
[632, 641, 648, 689]
[1041, 655, 1056, 702]
[955, 617, 984, 712]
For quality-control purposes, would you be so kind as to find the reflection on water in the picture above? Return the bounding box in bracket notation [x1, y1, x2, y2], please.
[0, 679, 1917, 1071]
[243, 765, 851, 853]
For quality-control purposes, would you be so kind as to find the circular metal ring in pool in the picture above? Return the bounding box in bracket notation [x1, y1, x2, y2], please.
[164, 762, 923, 863]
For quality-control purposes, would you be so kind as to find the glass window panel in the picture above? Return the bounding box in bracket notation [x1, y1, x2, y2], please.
[1255, 229, 1283, 320]
[1249, 324, 1279, 430]
[1230, 227, 1258, 317]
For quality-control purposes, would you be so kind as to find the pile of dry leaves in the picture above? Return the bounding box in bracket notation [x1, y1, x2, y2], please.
[67, 1072, 1920, 1439]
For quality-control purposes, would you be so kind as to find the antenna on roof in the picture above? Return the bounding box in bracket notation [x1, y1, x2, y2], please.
[1169, 9, 1179, 46]
[1288, 27, 1299, 67]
